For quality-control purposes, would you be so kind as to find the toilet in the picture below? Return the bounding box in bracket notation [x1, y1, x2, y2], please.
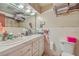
[59, 40, 75, 56]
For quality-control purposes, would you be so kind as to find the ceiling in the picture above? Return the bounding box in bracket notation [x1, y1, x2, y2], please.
[30, 3, 79, 14]
[0, 3, 37, 21]
[0, 3, 26, 15]
[0, 3, 79, 16]
[0, 3, 36, 16]
[53, 3, 79, 16]
[29, 3, 53, 14]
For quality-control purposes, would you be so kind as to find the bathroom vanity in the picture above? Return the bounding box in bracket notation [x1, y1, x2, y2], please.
[0, 34, 44, 56]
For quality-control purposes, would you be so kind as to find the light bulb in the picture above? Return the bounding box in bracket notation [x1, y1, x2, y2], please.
[18, 4, 24, 9]
[26, 9, 31, 13]
[30, 12, 35, 16]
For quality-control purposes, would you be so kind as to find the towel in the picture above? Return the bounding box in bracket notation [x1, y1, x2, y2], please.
[67, 36, 77, 43]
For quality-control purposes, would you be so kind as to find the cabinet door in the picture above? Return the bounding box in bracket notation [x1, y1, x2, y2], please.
[33, 51, 39, 56]
[38, 37, 44, 56]
[23, 49, 32, 56]
[32, 39, 39, 55]
[22, 44, 32, 56]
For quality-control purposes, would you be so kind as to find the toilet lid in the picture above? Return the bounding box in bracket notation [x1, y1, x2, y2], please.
[62, 52, 74, 56]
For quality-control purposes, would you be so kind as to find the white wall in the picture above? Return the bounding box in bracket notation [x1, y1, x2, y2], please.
[41, 8, 79, 27]
[27, 8, 79, 28]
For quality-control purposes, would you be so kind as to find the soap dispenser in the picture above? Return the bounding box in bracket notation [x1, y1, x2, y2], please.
[2, 31, 8, 41]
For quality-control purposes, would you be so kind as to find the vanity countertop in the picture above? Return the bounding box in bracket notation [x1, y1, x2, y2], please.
[0, 34, 43, 53]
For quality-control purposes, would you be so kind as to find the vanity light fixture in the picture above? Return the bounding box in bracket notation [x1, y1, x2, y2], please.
[26, 9, 31, 13]
[18, 4, 24, 9]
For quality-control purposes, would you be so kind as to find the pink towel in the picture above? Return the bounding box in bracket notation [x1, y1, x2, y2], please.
[67, 36, 77, 43]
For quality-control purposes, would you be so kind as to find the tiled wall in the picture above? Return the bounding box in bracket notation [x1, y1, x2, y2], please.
[5, 16, 34, 28]
[4, 27, 25, 37]
[5, 27, 25, 33]
[5, 17, 23, 27]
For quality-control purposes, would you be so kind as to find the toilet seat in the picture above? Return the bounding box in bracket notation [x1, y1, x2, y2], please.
[61, 52, 74, 56]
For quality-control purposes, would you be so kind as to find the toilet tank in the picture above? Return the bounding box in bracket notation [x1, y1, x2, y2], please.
[60, 40, 75, 54]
